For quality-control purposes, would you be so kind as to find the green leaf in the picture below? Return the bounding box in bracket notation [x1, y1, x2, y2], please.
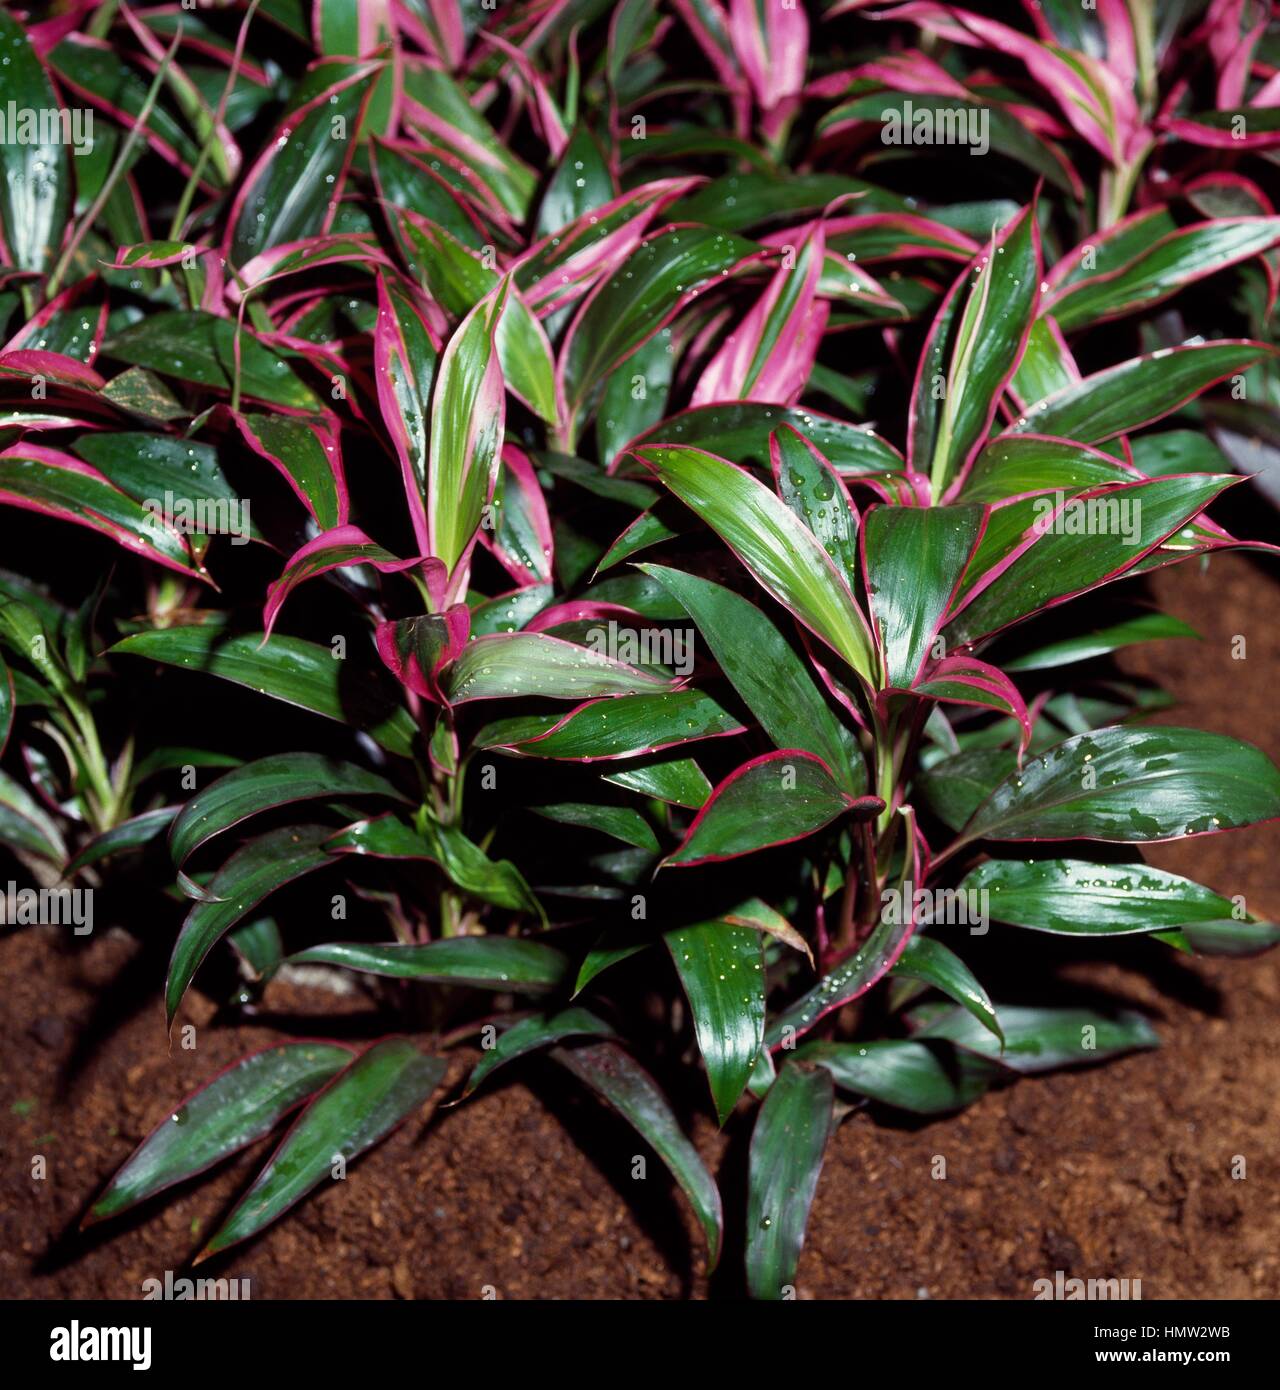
[533, 802, 660, 852]
[891, 936, 1002, 1042]
[958, 727, 1280, 844]
[105, 311, 321, 410]
[66, 807, 178, 877]
[1156, 920, 1280, 958]
[918, 1004, 1159, 1073]
[110, 628, 416, 757]
[552, 1041, 723, 1269]
[666, 920, 764, 1125]
[536, 123, 613, 235]
[326, 813, 541, 916]
[169, 753, 404, 876]
[1006, 342, 1272, 443]
[476, 689, 743, 761]
[0, 767, 66, 864]
[1048, 219, 1280, 330]
[1003, 614, 1199, 671]
[636, 446, 877, 685]
[72, 433, 254, 535]
[229, 67, 376, 265]
[666, 752, 868, 867]
[428, 279, 507, 578]
[745, 1062, 834, 1300]
[914, 746, 1018, 831]
[961, 857, 1245, 934]
[0, 12, 70, 272]
[167, 826, 333, 1025]
[0, 650, 11, 755]
[641, 564, 862, 791]
[628, 402, 903, 475]
[946, 474, 1237, 646]
[960, 435, 1132, 504]
[912, 205, 1040, 496]
[287, 938, 568, 993]
[235, 414, 345, 532]
[863, 504, 984, 688]
[766, 807, 919, 1047]
[799, 1039, 999, 1115]
[772, 425, 861, 587]
[602, 757, 712, 808]
[444, 631, 676, 703]
[560, 225, 758, 425]
[85, 1042, 354, 1225]
[0, 449, 199, 578]
[199, 1041, 446, 1259]
[463, 1007, 616, 1097]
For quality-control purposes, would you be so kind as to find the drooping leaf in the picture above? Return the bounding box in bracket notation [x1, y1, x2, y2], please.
[745, 1062, 833, 1300]
[800, 1039, 999, 1115]
[84, 1042, 355, 1225]
[287, 938, 568, 993]
[104, 311, 321, 410]
[960, 858, 1248, 935]
[666, 919, 765, 1125]
[167, 826, 334, 1026]
[462, 1008, 617, 1097]
[326, 812, 541, 916]
[199, 1040, 446, 1259]
[957, 727, 1280, 845]
[110, 628, 416, 756]
[916, 1004, 1159, 1074]
[552, 1040, 723, 1269]
[890, 935, 1001, 1042]
[169, 753, 404, 880]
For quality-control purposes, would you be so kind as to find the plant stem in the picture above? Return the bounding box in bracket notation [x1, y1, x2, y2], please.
[168, 0, 261, 242]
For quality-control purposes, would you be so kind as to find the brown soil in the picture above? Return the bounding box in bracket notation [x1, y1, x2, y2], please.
[2, 555, 1277, 1300]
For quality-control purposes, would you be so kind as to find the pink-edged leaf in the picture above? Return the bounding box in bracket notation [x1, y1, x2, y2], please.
[633, 443, 879, 686]
[0, 443, 200, 578]
[376, 606, 470, 702]
[729, 0, 808, 114]
[515, 177, 700, 317]
[1004, 341, 1275, 443]
[915, 653, 1031, 753]
[479, 444, 553, 587]
[909, 201, 1041, 499]
[374, 272, 441, 554]
[225, 63, 378, 266]
[474, 689, 746, 761]
[867, 2, 1143, 165]
[765, 805, 921, 1048]
[428, 276, 508, 591]
[1046, 217, 1280, 331]
[862, 502, 986, 689]
[664, 749, 881, 868]
[235, 234, 394, 298]
[946, 473, 1242, 647]
[444, 632, 679, 704]
[233, 409, 348, 531]
[264, 526, 422, 638]
[692, 225, 827, 407]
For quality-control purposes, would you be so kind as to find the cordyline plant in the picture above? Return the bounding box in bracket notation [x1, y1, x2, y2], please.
[2, 0, 1280, 1298]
